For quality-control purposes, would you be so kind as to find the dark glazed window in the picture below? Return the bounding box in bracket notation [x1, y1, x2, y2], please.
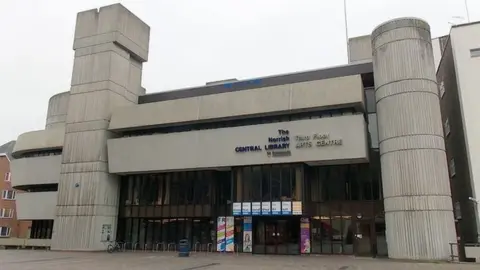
[365, 88, 376, 113]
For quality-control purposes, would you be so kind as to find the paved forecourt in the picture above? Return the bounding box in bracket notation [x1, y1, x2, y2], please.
[0, 250, 478, 270]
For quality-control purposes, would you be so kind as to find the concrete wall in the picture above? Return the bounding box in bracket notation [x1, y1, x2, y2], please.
[12, 128, 65, 158]
[51, 3, 150, 251]
[372, 18, 456, 260]
[451, 23, 480, 239]
[108, 114, 368, 174]
[109, 75, 365, 131]
[10, 155, 61, 187]
[46, 92, 70, 130]
[16, 192, 57, 220]
[348, 35, 372, 64]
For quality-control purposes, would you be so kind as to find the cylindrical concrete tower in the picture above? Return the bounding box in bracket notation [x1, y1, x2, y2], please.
[45, 91, 70, 130]
[372, 18, 456, 260]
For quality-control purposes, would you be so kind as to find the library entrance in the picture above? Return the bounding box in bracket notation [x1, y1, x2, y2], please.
[252, 216, 300, 255]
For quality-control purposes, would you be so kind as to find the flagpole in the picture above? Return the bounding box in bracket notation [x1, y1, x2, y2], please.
[464, 0, 471, 22]
[344, 0, 350, 62]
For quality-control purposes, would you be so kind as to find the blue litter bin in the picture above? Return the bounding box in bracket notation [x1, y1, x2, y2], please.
[178, 239, 190, 257]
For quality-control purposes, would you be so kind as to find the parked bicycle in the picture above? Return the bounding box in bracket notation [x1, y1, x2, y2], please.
[107, 241, 123, 253]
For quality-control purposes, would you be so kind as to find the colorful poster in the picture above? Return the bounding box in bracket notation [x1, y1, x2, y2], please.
[216, 217, 226, 252]
[225, 217, 235, 252]
[261, 202, 271, 215]
[292, 201, 302, 215]
[271, 201, 281, 215]
[300, 218, 311, 254]
[242, 202, 251, 215]
[251, 202, 261, 215]
[233, 203, 242, 216]
[281, 201, 292, 215]
[243, 216, 253, 253]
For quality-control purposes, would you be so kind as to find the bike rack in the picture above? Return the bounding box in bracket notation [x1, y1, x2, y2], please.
[234, 244, 239, 256]
[206, 243, 214, 254]
[132, 242, 139, 252]
[144, 243, 149, 252]
[194, 242, 201, 252]
[123, 242, 131, 252]
[155, 242, 165, 252]
[167, 242, 176, 252]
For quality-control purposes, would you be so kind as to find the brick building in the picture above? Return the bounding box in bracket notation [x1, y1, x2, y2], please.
[0, 141, 30, 239]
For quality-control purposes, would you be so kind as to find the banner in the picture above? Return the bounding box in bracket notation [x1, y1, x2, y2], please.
[300, 218, 311, 254]
[226, 217, 235, 252]
[216, 217, 226, 252]
[243, 216, 253, 252]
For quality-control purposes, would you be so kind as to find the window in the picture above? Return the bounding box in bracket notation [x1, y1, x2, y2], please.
[1, 190, 15, 200]
[470, 48, 480, 58]
[0, 227, 10, 237]
[449, 158, 456, 177]
[0, 209, 13, 218]
[444, 118, 450, 137]
[4, 172, 10, 182]
[439, 81, 445, 98]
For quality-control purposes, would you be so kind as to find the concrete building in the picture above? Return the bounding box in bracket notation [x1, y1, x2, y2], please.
[9, 4, 473, 261]
[436, 21, 480, 250]
[0, 141, 31, 240]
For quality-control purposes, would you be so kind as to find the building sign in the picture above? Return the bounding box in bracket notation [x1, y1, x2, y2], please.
[243, 217, 253, 253]
[235, 130, 341, 156]
[216, 217, 226, 252]
[292, 201, 302, 215]
[233, 203, 242, 215]
[300, 218, 311, 254]
[261, 202, 271, 215]
[295, 133, 342, 149]
[101, 224, 112, 242]
[281, 201, 292, 215]
[234, 129, 291, 157]
[234, 201, 301, 216]
[251, 202, 261, 215]
[242, 202, 251, 215]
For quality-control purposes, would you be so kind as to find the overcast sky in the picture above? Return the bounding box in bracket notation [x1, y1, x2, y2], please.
[0, 0, 478, 144]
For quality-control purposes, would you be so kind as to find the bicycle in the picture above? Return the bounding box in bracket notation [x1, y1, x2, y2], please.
[107, 241, 123, 253]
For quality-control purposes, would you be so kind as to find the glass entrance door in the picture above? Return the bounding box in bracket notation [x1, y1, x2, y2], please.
[253, 217, 300, 255]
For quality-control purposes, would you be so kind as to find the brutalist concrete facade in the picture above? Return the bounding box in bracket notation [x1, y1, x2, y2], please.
[50, 4, 150, 250]
[371, 18, 456, 260]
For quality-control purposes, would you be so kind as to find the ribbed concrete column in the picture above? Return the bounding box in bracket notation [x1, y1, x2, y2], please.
[45, 92, 69, 130]
[51, 4, 149, 250]
[372, 18, 456, 260]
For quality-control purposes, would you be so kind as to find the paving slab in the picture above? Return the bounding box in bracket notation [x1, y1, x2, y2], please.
[0, 250, 478, 270]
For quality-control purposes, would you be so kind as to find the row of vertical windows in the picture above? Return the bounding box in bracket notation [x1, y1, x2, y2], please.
[30, 220, 54, 239]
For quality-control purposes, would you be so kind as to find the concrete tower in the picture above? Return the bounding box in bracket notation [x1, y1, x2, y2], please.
[51, 4, 150, 250]
[371, 18, 456, 260]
